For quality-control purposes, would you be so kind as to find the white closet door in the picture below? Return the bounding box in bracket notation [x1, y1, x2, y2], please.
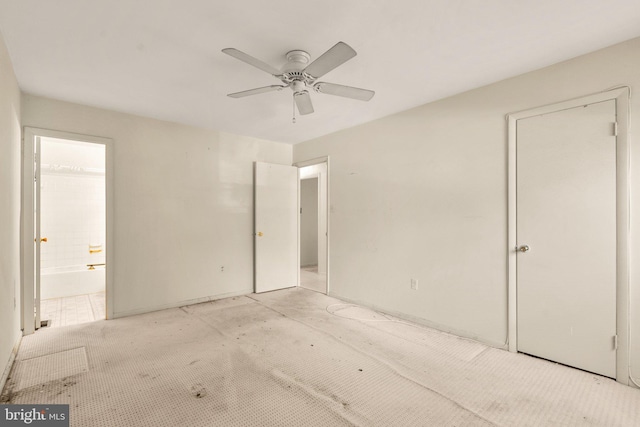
[516, 100, 617, 378]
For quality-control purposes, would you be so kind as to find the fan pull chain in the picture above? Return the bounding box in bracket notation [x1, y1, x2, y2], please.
[292, 95, 296, 124]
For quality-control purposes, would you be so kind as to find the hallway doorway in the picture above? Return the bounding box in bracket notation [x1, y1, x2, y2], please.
[298, 161, 328, 294]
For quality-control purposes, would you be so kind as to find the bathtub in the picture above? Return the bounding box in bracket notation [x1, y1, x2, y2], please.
[40, 265, 105, 300]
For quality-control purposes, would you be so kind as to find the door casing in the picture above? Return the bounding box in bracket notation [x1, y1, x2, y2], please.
[21, 127, 114, 335]
[506, 88, 630, 384]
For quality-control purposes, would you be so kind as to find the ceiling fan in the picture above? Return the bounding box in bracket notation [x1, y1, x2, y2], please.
[222, 42, 375, 117]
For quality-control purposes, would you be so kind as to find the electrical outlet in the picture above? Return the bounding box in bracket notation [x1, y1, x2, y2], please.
[410, 278, 418, 290]
[221, 266, 225, 272]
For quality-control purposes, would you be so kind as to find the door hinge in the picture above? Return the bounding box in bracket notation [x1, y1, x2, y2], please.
[613, 122, 618, 137]
[613, 335, 618, 350]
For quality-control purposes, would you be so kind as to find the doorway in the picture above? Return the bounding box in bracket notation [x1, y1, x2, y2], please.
[22, 128, 113, 334]
[507, 88, 630, 383]
[253, 159, 329, 295]
[298, 161, 328, 294]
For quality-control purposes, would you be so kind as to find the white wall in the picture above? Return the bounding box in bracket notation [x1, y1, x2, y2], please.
[0, 30, 22, 389]
[293, 37, 640, 385]
[22, 94, 292, 317]
[300, 178, 318, 267]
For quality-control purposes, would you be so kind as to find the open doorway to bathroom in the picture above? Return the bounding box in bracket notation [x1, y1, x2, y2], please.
[298, 162, 328, 294]
[22, 127, 113, 334]
[38, 137, 106, 328]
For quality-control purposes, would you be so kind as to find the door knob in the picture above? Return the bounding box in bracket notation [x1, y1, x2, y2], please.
[257, 232, 263, 237]
[517, 245, 530, 253]
[35, 237, 48, 243]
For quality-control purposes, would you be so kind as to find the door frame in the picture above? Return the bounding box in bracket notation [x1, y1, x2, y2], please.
[21, 127, 114, 334]
[294, 156, 330, 294]
[506, 88, 630, 384]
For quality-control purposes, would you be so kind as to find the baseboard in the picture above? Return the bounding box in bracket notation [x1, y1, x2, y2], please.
[112, 288, 254, 319]
[0, 335, 22, 395]
[327, 291, 508, 350]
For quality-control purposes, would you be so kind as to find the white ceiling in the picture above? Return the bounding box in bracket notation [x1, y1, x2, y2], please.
[1, 1, 639, 144]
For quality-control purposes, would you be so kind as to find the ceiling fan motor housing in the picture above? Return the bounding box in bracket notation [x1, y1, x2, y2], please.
[281, 50, 314, 87]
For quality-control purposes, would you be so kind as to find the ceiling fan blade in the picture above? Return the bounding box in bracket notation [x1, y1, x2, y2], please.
[222, 48, 281, 76]
[314, 82, 375, 101]
[303, 42, 357, 79]
[227, 85, 288, 98]
[294, 91, 314, 115]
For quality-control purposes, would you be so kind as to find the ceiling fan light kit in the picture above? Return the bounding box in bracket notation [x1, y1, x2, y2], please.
[222, 41, 375, 119]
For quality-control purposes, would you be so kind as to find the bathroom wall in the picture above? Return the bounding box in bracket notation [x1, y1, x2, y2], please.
[40, 138, 106, 271]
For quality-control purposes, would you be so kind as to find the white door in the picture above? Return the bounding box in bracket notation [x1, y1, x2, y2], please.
[254, 162, 298, 293]
[516, 100, 617, 378]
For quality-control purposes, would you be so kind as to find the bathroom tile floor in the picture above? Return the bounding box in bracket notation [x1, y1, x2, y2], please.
[40, 292, 105, 328]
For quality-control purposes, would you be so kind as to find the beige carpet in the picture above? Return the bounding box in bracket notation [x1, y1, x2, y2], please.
[2, 288, 639, 426]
